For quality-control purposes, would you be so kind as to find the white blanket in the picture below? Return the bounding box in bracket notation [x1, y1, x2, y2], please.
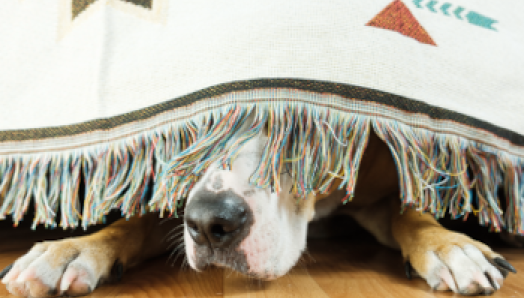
[0, 0, 522, 233]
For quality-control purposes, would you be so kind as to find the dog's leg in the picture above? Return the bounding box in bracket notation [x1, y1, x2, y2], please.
[345, 199, 399, 250]
[348, 197, 515, 295]
[390, 200, 515, 295]
[500, 231, 524, 248]
[1, 212, 180, 298]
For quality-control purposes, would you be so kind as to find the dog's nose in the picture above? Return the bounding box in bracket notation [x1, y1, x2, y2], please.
[185, 190, 252, 248]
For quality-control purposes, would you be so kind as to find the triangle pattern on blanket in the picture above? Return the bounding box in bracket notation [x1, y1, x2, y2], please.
[366, 0, 437, 46]
[73, 0, 153, 19]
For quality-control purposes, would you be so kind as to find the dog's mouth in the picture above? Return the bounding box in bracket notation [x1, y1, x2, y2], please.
[184, 226, 280, 280]
[192, 246, 249, 273]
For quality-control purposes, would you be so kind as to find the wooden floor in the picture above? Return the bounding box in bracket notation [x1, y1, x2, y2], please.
[1, 220, 524, 298]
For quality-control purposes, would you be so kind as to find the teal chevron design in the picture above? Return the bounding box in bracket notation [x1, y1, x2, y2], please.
[466, 11, 497, 30]
[412, 0, 498, 31]
[454, 6, 464, 20]
[413, 0, 423, 8]
[426, 0, 438, 12]
[440, 3, 451, 15]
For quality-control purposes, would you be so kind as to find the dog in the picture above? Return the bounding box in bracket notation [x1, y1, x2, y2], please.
[1, 116, 517, 297]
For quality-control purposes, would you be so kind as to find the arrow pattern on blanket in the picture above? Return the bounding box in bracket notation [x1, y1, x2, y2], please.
[412, 0, 498, 31]
[440, 3, 451, 15]
[454, 6, 464, 20]
[466, 11, 498, 31]
[426, 1, 438, 13]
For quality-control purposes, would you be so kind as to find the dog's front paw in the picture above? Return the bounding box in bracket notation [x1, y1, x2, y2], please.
[405, 232, 515, 295]
[1, 237, 122, 298]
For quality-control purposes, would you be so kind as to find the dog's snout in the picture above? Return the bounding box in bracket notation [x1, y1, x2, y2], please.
[185, 190, 252, 248]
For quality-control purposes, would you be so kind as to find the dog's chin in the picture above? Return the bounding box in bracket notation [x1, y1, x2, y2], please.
[184, 227, 306, 280]
[189, 248, 250, 274]
[185, 245, 299, 280]
[188, 258, 293, 281]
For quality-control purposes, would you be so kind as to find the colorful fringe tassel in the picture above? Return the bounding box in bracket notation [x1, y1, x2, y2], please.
[0, 102, 523, 234]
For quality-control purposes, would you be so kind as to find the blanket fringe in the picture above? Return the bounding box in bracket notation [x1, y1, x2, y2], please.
[0, 103, 523, 234]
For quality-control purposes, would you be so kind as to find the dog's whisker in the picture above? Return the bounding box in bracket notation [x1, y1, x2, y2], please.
[302, 250, 316, 263]
[167, 240, 184, 250]
[169, 243, 185, 258]
[170, 250, 185, 266]
[166, 232, 185, 243]
[178, 257, 189, 273]
[170, 229, 185, 237]
[167, 241, 186, 252]
[166, 250, 185, 266]
[167, 226, 185, 234]
[167, 233, 185, 243]
[296, 255, 310, 266]
[161, 225, 185, 243]
[166, 240, 182, 250]
[173, 237, 185, 246]
[170, 229, 185, 236]
[167, 250, 179, 265]
[159, 217, 177, 225]
[168, 242, 187, 267]
[165, 236, 182, 246]
[166, 224, 185, 235]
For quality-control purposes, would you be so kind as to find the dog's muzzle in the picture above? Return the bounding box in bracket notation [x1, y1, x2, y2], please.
[185, 189, 253, 254]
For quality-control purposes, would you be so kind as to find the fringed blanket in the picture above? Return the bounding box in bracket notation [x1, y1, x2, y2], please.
[0, 0, 523, 233]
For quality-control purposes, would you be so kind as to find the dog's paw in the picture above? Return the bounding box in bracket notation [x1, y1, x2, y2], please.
[405, 232, 515, 295]
[1, 238, 123, 298]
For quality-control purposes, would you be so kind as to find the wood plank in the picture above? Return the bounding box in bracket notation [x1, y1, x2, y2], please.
[223, 262, 331, 298]
[1, 226, 524, 298]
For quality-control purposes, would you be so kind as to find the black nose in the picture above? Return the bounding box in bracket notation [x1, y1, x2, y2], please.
[185, 189, 252, 248]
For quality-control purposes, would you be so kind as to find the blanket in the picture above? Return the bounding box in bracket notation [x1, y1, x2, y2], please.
[0, 0, 523, 233]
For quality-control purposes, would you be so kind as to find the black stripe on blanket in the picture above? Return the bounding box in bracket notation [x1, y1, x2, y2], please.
[1, 78, 522, 147]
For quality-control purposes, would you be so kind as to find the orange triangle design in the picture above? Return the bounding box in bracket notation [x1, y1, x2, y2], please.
[367, 0, 436, 46]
